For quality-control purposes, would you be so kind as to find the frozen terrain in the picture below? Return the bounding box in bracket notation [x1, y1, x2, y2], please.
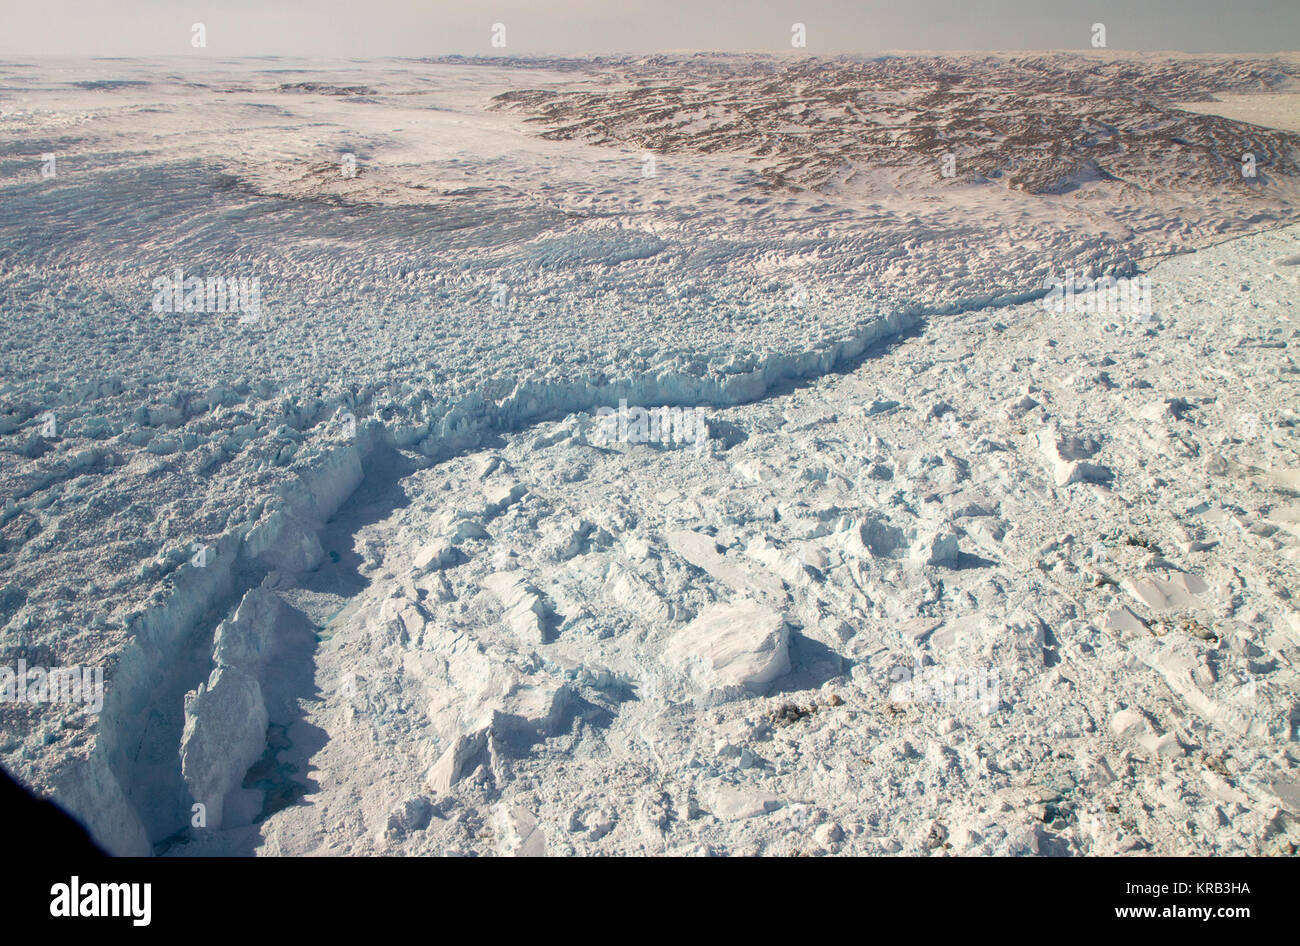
[165, 224, 1300, 857]
[1, 53, 1299, 856]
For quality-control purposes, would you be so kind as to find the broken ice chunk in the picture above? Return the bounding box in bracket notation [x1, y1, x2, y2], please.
[1122, 571, 1208, 611]
[909, 527, 960, 567]
[412, 538, 458, 573]
[482, 571, 555, 642]
[708, 785, 784, 821]
[1104, 605, 1149, 638]
[1036, 428, 1112, 487]
[660, 600, 791, 700]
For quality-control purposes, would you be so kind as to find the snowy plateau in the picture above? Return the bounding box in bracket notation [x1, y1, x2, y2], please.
[1, 51, 1300, 856]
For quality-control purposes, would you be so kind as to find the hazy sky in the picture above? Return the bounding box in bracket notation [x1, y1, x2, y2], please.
[1, 0, 1296, 58]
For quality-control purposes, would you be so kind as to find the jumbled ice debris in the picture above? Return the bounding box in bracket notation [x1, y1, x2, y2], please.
[592, 399, 709, 454]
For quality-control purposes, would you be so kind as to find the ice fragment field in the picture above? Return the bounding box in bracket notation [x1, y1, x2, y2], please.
[1, 54, 1299, 855]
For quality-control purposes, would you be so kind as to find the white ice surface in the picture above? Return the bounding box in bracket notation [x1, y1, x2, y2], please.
[1, 54, 1298, 856]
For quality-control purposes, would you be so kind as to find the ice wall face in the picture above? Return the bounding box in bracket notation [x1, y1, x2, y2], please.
[180, 588, 289, 831]
[37, 436, 377, 852]
[181, 665, 269, 832]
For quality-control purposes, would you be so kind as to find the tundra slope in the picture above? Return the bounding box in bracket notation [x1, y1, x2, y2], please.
[491, 51, 1300, 196]
[0, 55, 1297, 854]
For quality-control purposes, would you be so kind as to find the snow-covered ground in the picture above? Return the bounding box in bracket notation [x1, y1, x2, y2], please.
[1, 54, 1298, 856]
